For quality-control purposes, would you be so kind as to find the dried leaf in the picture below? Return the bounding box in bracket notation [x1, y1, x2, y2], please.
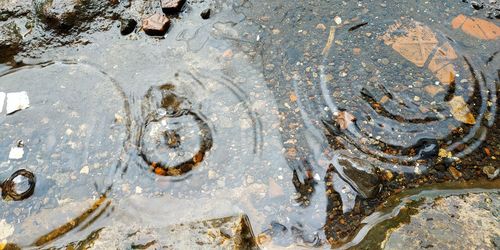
[336, 111, 356, 130]
[448, 96, 476, 125]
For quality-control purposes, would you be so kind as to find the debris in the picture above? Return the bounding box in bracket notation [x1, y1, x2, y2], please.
[353, 47, 361, 55]
[0, 220, 14, 240]
[8, 146, 24, 160]
[120, 18, 137, 35]
[142, 14, 170, 36]
[80, 166, 90, 175]
[200, 8, 211, 19]
[448, 96, 476, 125]
[336, 111, 356, 130]
[135, 186, 143, 194]
[448, 166, 463, 179]
[451, 14, 500, 40]
[0, 92, 5, 113]
[268, 178, 284, 198]
[289, 92, 298, 102]
[161, 0, 186, 14]
[348, 22, 368, 31]
[321, 26, 336, 55]
[482, 166, 499, 179]
[316, 23, 326, 31]
[334, 16, 342, 25]
[222, 49, 233, 59]
[5, 91, 29, 115]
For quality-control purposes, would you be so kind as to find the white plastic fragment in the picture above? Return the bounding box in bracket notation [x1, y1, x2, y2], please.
[8, 146, 24, 160]
[0, 219, 14, 240]
[0, 92, 5, 113]
[6, 91, 30, 114]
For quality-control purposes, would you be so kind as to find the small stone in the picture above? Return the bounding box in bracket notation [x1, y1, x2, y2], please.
[383, 170, 394, 181]
[380, 58, 390, 65]
[135, 186, 143, 194]
[161, 0, 186, 14]
[424, 85, 444, 96]
[80, 166, 90, 175]
[200, 8, 211, 19]
[353, 47, 361, 55]
[316, 23, 326, 30]
[448, 166, 462, 179]
[334, 16, 342, 25]
[120, 18, 137, 35]
[223, 49, 233, 59]
[413, 96, 421, 102]
[142, 14, 170, 36]
[483, 166, 499, 179]
[6, 91, 29, 114]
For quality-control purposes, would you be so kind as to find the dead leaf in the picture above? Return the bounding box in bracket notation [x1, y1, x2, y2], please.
[448, 96, 476, 125]
[336, 111, 356, 130]
[289, 92, 298, 102]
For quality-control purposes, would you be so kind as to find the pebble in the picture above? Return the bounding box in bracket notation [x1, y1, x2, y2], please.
[200, 8, 211, 19]
[80, 165, 90, 175]
[380, 58, 390, 65]
[161, 0, 186, 14]
[0, 219, 14, 239]
[135, 186, 143, 194]
[142, 14, 170, 36]
[334, 16, 342, 25]
[120, 18, 137, 35]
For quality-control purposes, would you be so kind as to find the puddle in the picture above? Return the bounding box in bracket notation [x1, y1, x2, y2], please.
[0, 0, 498, 249]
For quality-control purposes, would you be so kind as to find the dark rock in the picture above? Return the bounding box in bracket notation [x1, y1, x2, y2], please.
[471, 1, 484, 9]
[0, 0, 31, 21]
[200, 8, 211, 19]
[34, 0, 114, 32]
[142, 14, 170, 36]
[0, 22, 22, 62]
[120, 18, 137, 35]
[333, 153, 381, 199]
[161, 0, 186, 14]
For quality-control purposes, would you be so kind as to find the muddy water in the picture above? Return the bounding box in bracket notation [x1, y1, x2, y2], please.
[0, 0, 498, 249]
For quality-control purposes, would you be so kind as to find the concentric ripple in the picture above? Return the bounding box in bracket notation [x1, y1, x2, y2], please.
[139, 84, 213, 177]
[0, 61, 130, 247]
[308, 19, 498, 170]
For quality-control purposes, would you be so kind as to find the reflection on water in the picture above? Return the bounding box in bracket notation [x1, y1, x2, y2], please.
[0, 0, 498, 249]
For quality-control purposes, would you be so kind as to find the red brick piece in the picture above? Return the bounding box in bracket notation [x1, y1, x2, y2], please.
[142, 13, 170, 36]
[161, 0, 186, 14]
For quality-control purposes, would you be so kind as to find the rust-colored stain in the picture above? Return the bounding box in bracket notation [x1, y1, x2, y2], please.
[452, 14, 500, 40]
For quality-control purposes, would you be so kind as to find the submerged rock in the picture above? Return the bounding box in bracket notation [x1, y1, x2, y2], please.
[382, 193, 500, 249]
[93, 214, 258, 249]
